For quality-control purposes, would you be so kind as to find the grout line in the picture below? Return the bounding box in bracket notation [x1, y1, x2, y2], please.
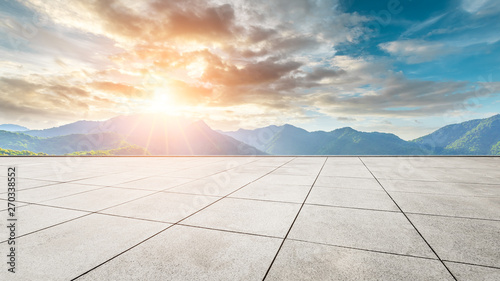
[262, 157, 328, 280]
[403, 212, 500, 222]
[70, 157, 297, 280]
[383, 189, 500, 198]
[359, 157, 458, 281]
[288, 238, 440, 261]
[442, 260, 500, 270]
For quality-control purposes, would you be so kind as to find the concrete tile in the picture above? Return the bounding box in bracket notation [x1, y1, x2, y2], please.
[182, 197, 301, 237]
[390, 192, 500, 220]
[368, 166, 441, 181]
[289, 204, 436, 258]
[0, 204, 89, 239]
[306, 186, 399, 211]
[258, 174, 317, 186]
[71, 172, 154, 186]
[272, 165, 322, 176]
[113, 176, 193, 191]
[420, 168, 500, 185]
[229, 182, 311, 203]
[41, 187, 155, 212]
[325, 157, 363, 165]
[0, 178, 59, 193]
[266, 240, 454, 281]
[101, 192, 219, 223]
[167, 177, 253, 197]
[320, 165, 374, 178]
[76, 225, 282, 281]
[408, 214, 500, 268]
[0, 214, 167, 281]
[3, 183, 102, 203]
[314, 176, 383, 190]
[445, 262, 500, 281]
[380, 179, 500, 197]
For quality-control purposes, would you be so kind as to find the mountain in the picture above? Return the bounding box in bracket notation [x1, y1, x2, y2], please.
[0, 124, 29, 132]
[22, 114, 265, 155]
[224, 124, 424, 155]
[25, 120, 103, 137]
[0, 130, 131, 155]
[413, 114, 500, 155]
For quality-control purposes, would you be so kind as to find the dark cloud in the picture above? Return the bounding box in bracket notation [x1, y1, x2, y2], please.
[202, 57, 303, 86]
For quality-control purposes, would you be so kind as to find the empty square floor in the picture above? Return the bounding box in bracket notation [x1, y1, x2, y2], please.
[0, 156, 499, 280]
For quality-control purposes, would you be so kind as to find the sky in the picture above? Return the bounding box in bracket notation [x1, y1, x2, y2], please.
[0, 0, 499, 140]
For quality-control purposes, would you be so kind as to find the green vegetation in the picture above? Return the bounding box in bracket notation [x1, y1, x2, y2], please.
[0, 130, 132, 155]
[414, 114, 500, 155]
[0, 147, 48, 156]
[66, 145, 150, 156]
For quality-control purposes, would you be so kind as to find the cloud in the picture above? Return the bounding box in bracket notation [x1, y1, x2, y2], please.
[400, 13, 446, 38]
[461, 0, 500, 15]
[379, 39, 452, 63]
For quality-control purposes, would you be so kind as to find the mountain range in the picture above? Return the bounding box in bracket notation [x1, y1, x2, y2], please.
[1, 113, 499, 155]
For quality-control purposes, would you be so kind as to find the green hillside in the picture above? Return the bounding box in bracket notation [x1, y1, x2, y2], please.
[0, 130, 131, 155]
[66, 145, 150, 156]
[414, 114, 500, 155]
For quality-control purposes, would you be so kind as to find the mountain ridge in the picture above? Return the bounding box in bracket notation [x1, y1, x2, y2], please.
[2, 113, 499, 155]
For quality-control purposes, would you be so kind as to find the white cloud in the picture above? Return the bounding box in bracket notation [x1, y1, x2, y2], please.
[379, 39, 451, 64]
[461, 0, 500, 14]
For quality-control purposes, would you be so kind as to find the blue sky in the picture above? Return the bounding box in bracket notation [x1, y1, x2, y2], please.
[0, 0, 499, 139]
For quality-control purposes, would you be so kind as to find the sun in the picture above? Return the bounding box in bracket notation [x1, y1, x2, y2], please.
[148, 87, 177, 113]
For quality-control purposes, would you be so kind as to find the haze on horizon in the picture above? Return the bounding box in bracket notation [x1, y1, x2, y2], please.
[1, 0, 499, 140]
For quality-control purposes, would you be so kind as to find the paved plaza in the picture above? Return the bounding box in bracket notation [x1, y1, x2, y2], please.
[0, 156, 499, 280]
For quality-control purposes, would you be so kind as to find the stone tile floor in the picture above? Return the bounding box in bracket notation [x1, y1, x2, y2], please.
[0, 156, 498, 280]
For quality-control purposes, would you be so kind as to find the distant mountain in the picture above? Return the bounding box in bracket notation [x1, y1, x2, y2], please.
[21, 114, 265, 155]
[0, 124, 29, 132]
[5, 113, 499, 156]
[224, 124, 424, 155]
[25, 120, 103, 137]
[413, 114, 500, 155]
[0, 130, 130, 155]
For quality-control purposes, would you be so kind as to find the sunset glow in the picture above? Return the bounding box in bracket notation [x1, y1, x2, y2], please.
[0, 0, 499, 139]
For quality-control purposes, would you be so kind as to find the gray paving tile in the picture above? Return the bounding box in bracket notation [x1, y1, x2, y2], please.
[0, 183, 102, 203]
[306, 186, 399, 211]
[266, 240, 454, 281]
[182, 197, 301, 237]
[380, 179, 500, 197]
[288, 204, 436, 258]
[258, 174, 317, 186]
[229, 182, 311, 203]
[445, 262, 500, 281]
[390, 192, 500, 220]
[408, 214, 500, 268]
[314, 176, 383, 190]
[41, 187, 155, 212]
[101, 192, 219, 223]
[113, 176, 194, 190]
[0, 204, 89, 239]
[0, 213, 167, 281]
[167, 176, 255, 197]
[367, 166, 441, 181]
[0, 178, 59, 193]
[76, 225, 282, 281]
[325, 157, 363, 165]
[320, 165, 374, 178]
[70, 172, 155, 186]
